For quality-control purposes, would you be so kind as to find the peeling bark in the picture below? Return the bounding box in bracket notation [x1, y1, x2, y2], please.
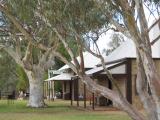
[79, 75, 145, 120]
[135, 50, 158, 120]
[116, 1, 160, 119]
[25, 68, 46, 108]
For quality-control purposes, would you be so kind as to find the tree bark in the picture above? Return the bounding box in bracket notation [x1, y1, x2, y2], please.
[136, 54, 158, 120]
[80, 75, 145, 120]
[124, 14, 160, 120]
[117, 1, 160, 119]
[138, 50, 160, 120]
[25, 68, 46, 108]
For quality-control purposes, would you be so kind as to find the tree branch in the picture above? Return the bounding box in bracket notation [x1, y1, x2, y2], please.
[1, 45, 23, 66]
[0, 5, 33, 41]
[22, 42, 33, 70]
[85, 39, 125, 98]
[52, 51, 77, 73]
[34, 10, 80, 71]
[109, 19, 131, 38]
[9, 33, 22, 59]
[52, 28, 80, 70]
[39, 41, 59, 70]
[0, 44, 5, 49]
[74, 31, 125, 97]
[151, 34, 160, 45]
[38, 48, 53, 70]
[0, 4, 49, 51]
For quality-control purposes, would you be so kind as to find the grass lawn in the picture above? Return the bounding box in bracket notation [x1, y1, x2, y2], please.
[0, 100, 131, 120]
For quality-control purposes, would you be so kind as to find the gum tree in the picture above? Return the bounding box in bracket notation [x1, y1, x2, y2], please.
[0, 1, 58, 107]
[0, 1, 160, 120]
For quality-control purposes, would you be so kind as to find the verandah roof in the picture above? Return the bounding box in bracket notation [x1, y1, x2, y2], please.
[45, 73, 74, 81]
[85, 60, 126, 75]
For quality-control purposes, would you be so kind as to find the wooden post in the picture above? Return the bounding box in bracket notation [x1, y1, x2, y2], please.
[90, 96, 92, 105]
[51, 81, 54, 101]
[84, 84, 86, 108]
[47, 81, 49, 100]
[43, 82, 45, 98]
[43, 81, 45, 98]
[77, 79, 79, 107]
[70, 79, 73, 106]
[126, 58, 132, 104]
[62, 81, 65, 99]
[53, 81, 55, 101]
[45, 82, 47, 99]
[49, 81, 51, 100]
[92, 93, 95, 110]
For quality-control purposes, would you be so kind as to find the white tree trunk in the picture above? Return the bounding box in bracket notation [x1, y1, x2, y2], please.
[25, 69, 46, 108]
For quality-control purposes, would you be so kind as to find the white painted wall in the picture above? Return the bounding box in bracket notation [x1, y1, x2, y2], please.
[150, 22, 160, 58]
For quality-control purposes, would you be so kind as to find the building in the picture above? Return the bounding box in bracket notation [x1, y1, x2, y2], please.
[44, 52, 101, 102]
[85, 21, 160, 109]
[44, 20, 160, 109]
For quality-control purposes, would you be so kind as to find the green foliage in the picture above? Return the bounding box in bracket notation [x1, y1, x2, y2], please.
[54, 43, 72, 69]
[108, 33, 125, 49]
[103, 33, 125, 56]
[60, 0, 107, 33]
[16, 65, 29, 91]
[6, 0, 37, 24]
[4, 0, 109, 60]
[57, 43, 71, 61]
[54, 81, 62, 92]
[0, 51, 17, 92]
[43, 71, 48, 80]
[32, 47, 41, 64]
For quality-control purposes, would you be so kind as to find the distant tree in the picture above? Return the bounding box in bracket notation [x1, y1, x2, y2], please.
[102, 33, 125, 55]
[54, 81, 62, 93]
[0, 51, 17, 92]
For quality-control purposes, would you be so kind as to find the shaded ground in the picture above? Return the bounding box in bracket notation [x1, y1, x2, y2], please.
[0, 100, 131, 120]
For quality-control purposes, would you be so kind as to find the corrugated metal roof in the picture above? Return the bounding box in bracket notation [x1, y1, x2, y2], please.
[102, 23, 160, 63]
[59, 21, 160, 71]
[59, 51, 101, 71]
[85, 61, 123, 75]
[45, 73, 74, 81]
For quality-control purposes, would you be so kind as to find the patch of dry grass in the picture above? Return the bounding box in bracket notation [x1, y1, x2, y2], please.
[0, 100, 131, 120]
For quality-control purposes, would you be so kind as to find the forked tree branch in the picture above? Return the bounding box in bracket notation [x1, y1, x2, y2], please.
[34, 10, 80, 71]
[22, 42, 33, 70]
[39, 42, 59, 70]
